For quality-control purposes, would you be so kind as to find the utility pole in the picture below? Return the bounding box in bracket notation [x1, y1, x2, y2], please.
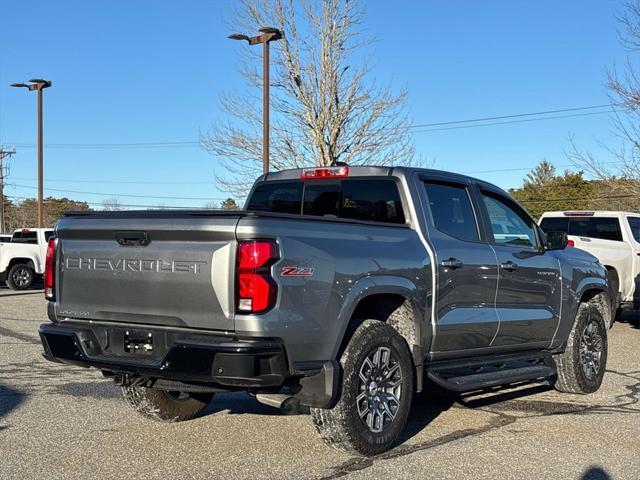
[0, 146, 16, 234]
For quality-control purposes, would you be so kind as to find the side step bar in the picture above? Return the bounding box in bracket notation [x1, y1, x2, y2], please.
[426, 352, 557, 393]
[428, 364, 555, 393]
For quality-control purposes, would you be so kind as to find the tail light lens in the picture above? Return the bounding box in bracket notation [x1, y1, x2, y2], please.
[567, 239, 575, 247]
[236, 240, 278, 314]
[44, 237, 57, 300]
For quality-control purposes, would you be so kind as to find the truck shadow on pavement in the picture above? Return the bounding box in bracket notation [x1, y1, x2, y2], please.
[0, 384, 26, 424]
[617, 309, 639, 329]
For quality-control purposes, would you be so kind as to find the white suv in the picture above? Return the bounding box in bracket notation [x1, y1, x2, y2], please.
[539, 211, 640, 313]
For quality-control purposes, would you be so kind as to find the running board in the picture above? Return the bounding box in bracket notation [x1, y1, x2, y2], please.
[427, 362, 556, 393]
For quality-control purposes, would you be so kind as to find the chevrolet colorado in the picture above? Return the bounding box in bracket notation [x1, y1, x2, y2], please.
[39, 166, 611, 455]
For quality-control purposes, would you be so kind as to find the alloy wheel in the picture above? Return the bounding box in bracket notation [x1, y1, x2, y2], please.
[579, 318, 603, 380]
[356, 346, 403, 433]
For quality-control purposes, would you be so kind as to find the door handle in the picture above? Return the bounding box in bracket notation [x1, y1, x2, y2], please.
[500, 261, 518, 272]
[115, 231, 150, 247]
[441, 257, 463, 269]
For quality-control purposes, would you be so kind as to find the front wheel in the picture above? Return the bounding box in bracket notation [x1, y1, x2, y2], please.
[122, 386, 214, 422]
[310, 320, 414, 456]
[553, 300, 607, 394]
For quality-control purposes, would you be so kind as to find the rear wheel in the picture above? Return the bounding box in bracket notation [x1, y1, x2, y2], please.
[6, 264, 34, 290]
[310, 320, 414, 456]
[553, 300, 607, 394]
[122, 385, 214, 422]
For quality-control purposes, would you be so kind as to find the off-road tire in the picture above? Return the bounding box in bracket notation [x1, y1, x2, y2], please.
[6, 264, 34, 290]
[553, 301, 607, 394]
[122, 386, 214, 422]
[310, 320, 414, 456]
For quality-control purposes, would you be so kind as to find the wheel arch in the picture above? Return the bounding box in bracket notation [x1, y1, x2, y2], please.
[8, 257, 36, 271]
[333, 276, 427, 391]
[579, 288, 612, 329]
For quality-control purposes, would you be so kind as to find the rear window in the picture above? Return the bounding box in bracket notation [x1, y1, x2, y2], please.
[11, 231, 38, 244]
[246, 181, 303, 214]
[246, 178, 405, 224]
[628, 217, 640, 243]
[540, 216, 624, 242]
[569, 217, 623, 242]
[540, 217, 570, 234]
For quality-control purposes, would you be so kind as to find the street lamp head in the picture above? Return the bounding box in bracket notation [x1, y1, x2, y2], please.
[28, 79, 52, 88]
[259, 26, 280, 33]
[228, 33, 250, 42]
[259, 27, 283, 41]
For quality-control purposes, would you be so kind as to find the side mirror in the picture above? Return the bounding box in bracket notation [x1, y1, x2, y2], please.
[545, 231, 568, 251]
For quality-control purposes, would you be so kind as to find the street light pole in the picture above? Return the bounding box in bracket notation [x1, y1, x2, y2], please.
[10, 78, 52, 228]
[37, 85, 44, 227]
[229, 27, 283, 175]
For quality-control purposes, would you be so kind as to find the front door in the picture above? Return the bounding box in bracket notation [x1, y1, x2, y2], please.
[422, 180, 499, 354]
[479, 190, 561, 347]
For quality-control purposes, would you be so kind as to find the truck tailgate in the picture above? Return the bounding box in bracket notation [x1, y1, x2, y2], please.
[55, 212, 240, 330]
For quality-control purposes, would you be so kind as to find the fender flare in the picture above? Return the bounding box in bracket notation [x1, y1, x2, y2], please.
[331, 274, 427, 365]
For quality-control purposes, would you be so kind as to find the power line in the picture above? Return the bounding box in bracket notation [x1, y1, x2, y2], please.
[411, 110, 613, 134]
[408, 104, 611, 129]
[10, 176, 214, 185]
[5, 104, 615, 149]
[7, 183, 226, 201]
[5, 195, 205, 210]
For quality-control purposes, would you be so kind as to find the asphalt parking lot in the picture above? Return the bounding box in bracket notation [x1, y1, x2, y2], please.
[1, 288, 639, 480]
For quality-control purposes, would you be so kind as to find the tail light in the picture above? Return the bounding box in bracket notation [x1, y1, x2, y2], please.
[236, 240, 279, 314]
[301, 165, 349, 179]
[44, 237, 57, 300]
[567, 239, 575, 247]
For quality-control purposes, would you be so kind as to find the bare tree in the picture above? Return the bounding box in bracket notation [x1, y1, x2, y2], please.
[568, 1, 640, 209]
[102, 198, 123, 211]
[201, 0, 415, 196]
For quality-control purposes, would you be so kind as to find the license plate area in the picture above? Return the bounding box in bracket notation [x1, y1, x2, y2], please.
[124, 330, 154, 355]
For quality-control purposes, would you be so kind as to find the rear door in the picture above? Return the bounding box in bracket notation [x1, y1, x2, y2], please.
[421, 177, 499, 354]
[55, 213, 240, 331]
[479, 190, 561, 347]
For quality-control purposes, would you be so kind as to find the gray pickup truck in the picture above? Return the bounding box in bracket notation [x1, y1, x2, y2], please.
[39, 166, 611, 455]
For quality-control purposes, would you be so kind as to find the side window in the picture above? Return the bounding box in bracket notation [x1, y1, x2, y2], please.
[482, 192, 538, 248]
[569, 218, 623, 242]
[423, 182, 479, 241]
[44, 231, 55, 242]
[540, 217, 569, 234]
[628, 217, 640, 243]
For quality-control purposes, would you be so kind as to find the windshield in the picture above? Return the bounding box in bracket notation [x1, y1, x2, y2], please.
[628, 217, 640, 243]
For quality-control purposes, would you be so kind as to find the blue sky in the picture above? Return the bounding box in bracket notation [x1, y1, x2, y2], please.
[0, 0, 630, 208]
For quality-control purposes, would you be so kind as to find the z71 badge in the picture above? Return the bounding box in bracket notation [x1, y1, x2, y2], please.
[281, 266, 315, 277]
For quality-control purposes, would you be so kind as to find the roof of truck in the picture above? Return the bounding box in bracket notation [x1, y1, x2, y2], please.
[261, 165, 509, 194]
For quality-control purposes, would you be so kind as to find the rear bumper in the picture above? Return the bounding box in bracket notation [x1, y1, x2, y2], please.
[39, 322, 289, 388]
